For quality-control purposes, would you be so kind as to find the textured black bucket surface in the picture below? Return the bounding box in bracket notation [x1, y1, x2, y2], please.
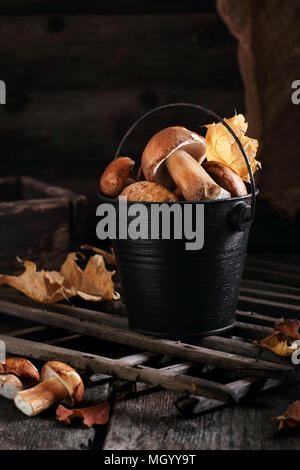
[99, 192, 255, 338]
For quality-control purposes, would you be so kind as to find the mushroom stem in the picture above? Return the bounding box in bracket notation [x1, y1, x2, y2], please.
[0, 374, 23, 399]
[165, 149, 230, 201]
[14, 376, 68, 417]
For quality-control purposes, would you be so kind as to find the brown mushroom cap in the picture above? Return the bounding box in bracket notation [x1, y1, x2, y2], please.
[119, 181, 178, 202]
[41, 361, 84, 406]
[0, 358, 40, 385]
[100, 157, 135, 198]
[142, 126, 206, 188]
[202, 161, 247, 197]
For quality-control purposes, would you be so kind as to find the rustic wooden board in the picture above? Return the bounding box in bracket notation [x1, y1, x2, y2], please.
[0, 197, 71, 273]
[103, 383, 300, 450]
[0, 1, 214, 15]
[0, 13, 240, 92]
[0, 88, 244, 173]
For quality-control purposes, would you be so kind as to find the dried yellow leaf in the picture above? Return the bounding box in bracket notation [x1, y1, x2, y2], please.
[61, 252, 119, 301]
[205, 114, 261, 182]
[0, 259, 74, 303]
[0, 253, 119, 303]
[254, 332, 300, 357]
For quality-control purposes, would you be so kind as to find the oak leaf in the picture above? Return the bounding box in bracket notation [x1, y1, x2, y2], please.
[275, 401, 300, 431]
[274, 318, 300, 340]
[254, 332, 300, 357]
[0, 253, 119, 303]
[205, 113, 261, 182]
[56, 402, 110, 427]
[61, 252, 119, 302]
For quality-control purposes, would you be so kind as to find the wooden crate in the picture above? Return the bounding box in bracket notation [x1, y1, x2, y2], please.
[0, 176, 87, 274]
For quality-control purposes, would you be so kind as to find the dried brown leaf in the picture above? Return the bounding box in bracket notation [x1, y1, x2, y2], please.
[56, 402, 110, 427]
[61, 252, 119, 301]
[275, 401, 300, 431]
[0, 258, 74, 303]
[274, 318, 300, 340]
[205, 113, 261, 182]
[81, 244, 116, 266]
[0, 253, 119, 303]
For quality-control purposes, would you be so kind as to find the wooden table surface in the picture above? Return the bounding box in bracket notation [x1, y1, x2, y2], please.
[1, 253, 300, 450]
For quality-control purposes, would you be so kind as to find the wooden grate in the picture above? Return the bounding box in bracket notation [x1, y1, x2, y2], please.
[0, 254, 300, 416]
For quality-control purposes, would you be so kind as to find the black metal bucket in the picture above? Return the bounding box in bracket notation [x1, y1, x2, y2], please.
[98, 103, 257, 339]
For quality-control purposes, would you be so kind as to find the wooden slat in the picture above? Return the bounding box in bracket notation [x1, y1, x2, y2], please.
[246, 257, 300, 275]
[175, 373, 297, 416]
[0, 334, 235, 402]
[244, 266, 300, 288]
[0, 300, 292, 377]
[238, 295, 300, 318]
[241, 279, 300, 296]
[239, 286, 300, 306]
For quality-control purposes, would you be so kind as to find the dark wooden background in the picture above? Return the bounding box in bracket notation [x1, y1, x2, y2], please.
[0, 0, 298, 251]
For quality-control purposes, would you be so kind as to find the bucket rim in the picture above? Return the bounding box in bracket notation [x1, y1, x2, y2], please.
[98, 188, 259, 206]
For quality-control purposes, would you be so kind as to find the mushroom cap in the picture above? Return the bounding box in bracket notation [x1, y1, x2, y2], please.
[0, 357, 40, 385]
[202, 160, 247, 197]
[119, 181, 178, 202]
[142, 126, 206, 188]
[0, 374, 23, 399]
[100, 156, 135, 198]
[41, 361, 84, 406]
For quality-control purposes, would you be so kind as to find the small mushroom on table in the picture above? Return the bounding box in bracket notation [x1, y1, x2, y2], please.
[0, 358, 40, 399]
[142, 126, 230, 201]
[14, 361, 84, 416]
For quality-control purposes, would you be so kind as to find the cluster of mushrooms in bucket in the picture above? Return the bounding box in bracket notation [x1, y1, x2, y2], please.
[100, 114, 261, 202]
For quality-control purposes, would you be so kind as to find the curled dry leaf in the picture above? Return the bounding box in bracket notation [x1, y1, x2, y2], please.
[274, 318, 300, 340]
[61, 253, 119, 302]
[81, 244, 116, 266]
[205, 113, 261, 182]
[275, 401, 300, 431]
[0, 258, 74, 303]
[0, 253, 119, 303]
[254, 332, 300, 357]
[56, 402, 110, 427]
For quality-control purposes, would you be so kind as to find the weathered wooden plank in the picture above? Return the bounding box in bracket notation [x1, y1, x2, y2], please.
[0, 335, 235, 401]
[0, 89, 244, 170]
[0, 197, 71, 273]
[0, 14, 240, 91]
[0, 300, 292, 377]
[103, 382, 300, 450]
[0, 1, 214, 15]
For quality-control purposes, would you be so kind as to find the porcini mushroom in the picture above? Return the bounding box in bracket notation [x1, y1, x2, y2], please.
[202, 161, 247, 197]
[100, 156, 135, 198]
[142, 126, 230, 201]
[0, 358, 39, 400]
[119, 181, 178, 202]
[14, 361, 84, 416]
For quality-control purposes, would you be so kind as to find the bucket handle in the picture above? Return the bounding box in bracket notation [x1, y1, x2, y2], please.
[114, 102, 256, 221]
